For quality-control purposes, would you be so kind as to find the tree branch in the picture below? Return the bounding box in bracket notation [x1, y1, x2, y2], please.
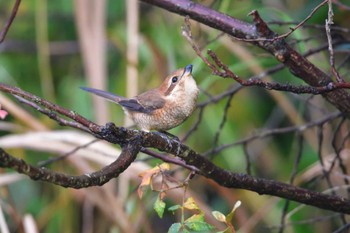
[140, 0, 350, 114]
[0, 140, 141, 188]
[0, 83, 350, 213]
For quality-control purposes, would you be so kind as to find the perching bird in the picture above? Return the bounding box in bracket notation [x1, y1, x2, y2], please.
[81, 64, 199, 132]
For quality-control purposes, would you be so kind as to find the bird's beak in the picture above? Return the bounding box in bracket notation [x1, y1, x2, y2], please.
[183, 64, 193, 76]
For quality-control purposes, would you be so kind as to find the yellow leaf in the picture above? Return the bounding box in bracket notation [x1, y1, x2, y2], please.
[183, 197, 200, 211]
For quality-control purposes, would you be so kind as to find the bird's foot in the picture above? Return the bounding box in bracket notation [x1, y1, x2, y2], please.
[151, 131, 182, 155]
[158, 131, 180, 142]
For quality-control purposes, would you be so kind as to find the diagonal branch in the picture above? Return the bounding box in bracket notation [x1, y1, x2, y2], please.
[0, 83, 101, 133]
[182, 18, 350, 95]
[140, 0, 350, 113]
[1, 84, 350, 213]
[0, 140, 141, 188]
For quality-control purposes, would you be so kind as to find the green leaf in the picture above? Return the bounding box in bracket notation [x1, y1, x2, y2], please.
[168, 204, 182, 212]
[168, 223, 182, 233]
[185, 214, 214, 232]
[154, 195, 166, 218]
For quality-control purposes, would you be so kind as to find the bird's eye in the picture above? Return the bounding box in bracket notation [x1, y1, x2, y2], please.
[172, 76, 178, 83]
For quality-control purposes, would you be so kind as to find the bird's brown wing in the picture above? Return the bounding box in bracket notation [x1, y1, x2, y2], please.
[119, 89, 165, 114]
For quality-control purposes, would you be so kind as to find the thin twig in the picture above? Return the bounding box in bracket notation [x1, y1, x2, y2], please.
[208, 50, 350, 94]
[182, 18, 350, 95]
[14, 95, 91, 133]
[325, 0, 344, 82]
[140, 148, 200, 173]
[0, 83, 100, 133]
[181, 106, 205, 142]
[0, 0, 21, 43]
[209, 92, 235, 159]
[182, 17, 218, 71]
[229, 0, 328, 42]
[316, 125, 334, 191]
[275, 0, 328, 40]
[204, 112, 342, 156]
[243, 142, 252, 175]
[279, 134, 303, 233]
[38, 139, 100, 167]
[268, 20, 350, 33]
[333, 0, 350, 11]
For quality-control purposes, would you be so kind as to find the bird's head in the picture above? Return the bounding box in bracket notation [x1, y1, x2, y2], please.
[159, 64, 198, 100]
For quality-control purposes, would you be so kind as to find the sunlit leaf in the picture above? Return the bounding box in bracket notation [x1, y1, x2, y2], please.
[185, 213, 214, 232]
[183, 197, 200, 211]
[168, 204, 182, 212]
[212, 210, 226, 222]
[168, 223, 182, 233]
[154, 195, 166, 218]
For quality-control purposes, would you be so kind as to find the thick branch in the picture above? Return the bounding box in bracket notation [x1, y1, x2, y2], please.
[0, 141, 140, 188]
[100, 123, 350, 214]
[0, 84, 350, 213]
[140, 0, 350, 114]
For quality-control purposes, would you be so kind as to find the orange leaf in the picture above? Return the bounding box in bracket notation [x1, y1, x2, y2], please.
[137, 163, 170, 198]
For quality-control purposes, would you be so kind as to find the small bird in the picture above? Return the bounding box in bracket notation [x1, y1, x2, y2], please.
[81, 64, 199, 132]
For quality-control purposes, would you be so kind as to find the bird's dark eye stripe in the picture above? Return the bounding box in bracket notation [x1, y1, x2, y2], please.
[172, 76, 178, 83]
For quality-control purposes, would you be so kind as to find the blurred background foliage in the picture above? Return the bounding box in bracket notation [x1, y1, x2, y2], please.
[0, 0, 349, 232]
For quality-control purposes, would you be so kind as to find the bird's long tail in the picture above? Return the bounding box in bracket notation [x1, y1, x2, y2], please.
[80, 87, 125, 103]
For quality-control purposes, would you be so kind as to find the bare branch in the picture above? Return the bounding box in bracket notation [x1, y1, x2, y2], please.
[0, 0, 21, 43]
[38, 139, 100, 167]
[207, 49, 350, 94]
[181, 11, 350, 96]
[141, 0, 350, 113]
[256, 0, 328, 41]
[325, 0, 344, 82]
[333, 0, 350, 11]
[14, 95, 91, 133]
[0, 83, 101, 133]
[0, 141, 141, 188]
[205, 111, 342, 156]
